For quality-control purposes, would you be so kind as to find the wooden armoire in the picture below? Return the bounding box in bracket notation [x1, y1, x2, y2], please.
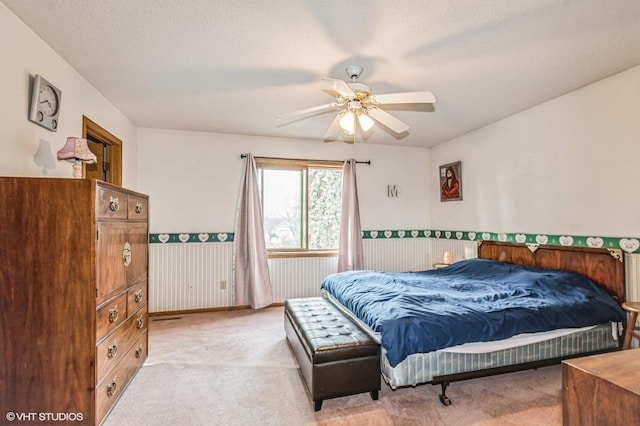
[0, 177, 149, 425]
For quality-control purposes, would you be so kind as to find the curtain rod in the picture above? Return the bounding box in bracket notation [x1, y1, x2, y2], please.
[240, 154, 370, 165]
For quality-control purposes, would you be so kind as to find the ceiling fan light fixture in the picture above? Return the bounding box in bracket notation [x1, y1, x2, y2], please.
[339, 111, 356, 135]
[357, 113, 375, 132]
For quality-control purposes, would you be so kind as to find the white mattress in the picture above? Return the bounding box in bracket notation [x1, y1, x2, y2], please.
[440, 325, 597, 353]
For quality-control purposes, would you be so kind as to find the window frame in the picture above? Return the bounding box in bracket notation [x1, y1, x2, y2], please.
[255, 158, 343, 258]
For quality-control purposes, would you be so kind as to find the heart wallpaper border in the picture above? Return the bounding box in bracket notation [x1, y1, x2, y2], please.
[149, 230, 640, 254]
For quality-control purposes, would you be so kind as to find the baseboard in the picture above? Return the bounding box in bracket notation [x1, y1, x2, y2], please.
[149, 302, 285, 317]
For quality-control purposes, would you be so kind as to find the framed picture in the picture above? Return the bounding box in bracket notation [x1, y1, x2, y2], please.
[440, 161, 462, 202]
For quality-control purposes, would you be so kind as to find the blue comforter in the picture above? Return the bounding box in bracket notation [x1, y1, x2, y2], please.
[320, 258, 626, 367]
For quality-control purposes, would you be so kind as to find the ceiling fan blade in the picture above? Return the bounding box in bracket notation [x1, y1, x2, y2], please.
[322, 78, 355, 98]
[323, 113, 344, 139]
[371, 90, 436, 105]
[367, 107, 410, 133]
[276, 103, 340, 119]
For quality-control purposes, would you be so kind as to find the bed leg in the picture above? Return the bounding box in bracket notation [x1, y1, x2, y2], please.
[439, 381, 452, 406]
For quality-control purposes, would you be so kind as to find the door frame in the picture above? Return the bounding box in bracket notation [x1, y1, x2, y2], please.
[82, 115, 122, 186]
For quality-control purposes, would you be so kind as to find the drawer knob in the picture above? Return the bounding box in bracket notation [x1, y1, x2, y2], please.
[135, 346, 144, 358]
[108, 306, 119, 323]
[122, 242, 132, 267]
[109, 196, 120, 212]
[134, 289, 143, 303]
[136, 316, 144, 329]
[107, 342, 118, 359]
[135, 202, 144, 214]
[106, 380, 117, 397]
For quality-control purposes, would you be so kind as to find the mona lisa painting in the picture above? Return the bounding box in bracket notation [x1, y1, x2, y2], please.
[439, 161, 462, 202]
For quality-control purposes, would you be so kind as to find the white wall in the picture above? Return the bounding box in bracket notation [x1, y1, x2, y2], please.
[137, 129, 431, 233]
[0, 4, 139, 188]
[431, 64, 640, 237]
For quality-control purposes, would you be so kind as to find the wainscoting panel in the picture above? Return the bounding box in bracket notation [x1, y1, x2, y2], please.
[268, 256, 338, 301]
[149, 242, 233, 313]
[149, 240, 640, 314]
[625, 253, 640, 302]
[625, 253, 640, 348]
[429, 238, 478, 265]
[363, 237, 433, 272]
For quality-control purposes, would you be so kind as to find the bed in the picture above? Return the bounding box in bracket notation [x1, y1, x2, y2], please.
[320, 241, 627, 404]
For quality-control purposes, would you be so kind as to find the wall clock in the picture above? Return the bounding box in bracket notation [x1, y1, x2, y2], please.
[28, 75, 62, 132]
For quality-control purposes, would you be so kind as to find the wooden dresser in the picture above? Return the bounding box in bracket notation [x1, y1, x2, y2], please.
[0, 177, 149, 425]
[562, 349, 640, 425]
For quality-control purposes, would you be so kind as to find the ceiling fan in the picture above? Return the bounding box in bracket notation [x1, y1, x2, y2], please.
[277, 65, 436, 140]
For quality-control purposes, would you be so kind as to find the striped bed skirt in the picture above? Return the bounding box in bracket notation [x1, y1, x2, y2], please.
[381, 322, 620, 388]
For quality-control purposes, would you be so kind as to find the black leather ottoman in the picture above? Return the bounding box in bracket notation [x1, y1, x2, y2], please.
[284, 297, 381, 411]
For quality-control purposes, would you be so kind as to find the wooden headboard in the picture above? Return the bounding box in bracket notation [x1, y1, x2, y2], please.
[478, 241, 626, 304]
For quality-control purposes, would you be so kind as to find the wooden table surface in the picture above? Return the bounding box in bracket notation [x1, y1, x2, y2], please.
[562, 349, 640, 425]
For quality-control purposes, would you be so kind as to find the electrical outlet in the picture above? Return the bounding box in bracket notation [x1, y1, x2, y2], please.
[220, 280, 227, 290]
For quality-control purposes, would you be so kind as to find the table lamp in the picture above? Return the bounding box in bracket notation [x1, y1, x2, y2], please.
[57, 137, 97, 178]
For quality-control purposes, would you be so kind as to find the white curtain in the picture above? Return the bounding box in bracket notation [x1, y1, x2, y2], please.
[233, 154, 273, 309]
[338, 159, 364, 272]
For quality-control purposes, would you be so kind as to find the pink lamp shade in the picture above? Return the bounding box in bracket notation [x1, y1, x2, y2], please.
[57, 137, 97, 178]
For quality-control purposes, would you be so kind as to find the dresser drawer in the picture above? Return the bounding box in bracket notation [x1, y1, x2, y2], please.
[127, 281, 147, 316]
[96, 331, 147, 424]
[127, 194, 148, 220]
[130, 332, 148, 368]
[126, 223, 148, 286]
[96, 294, 128, 342]
[96, 221, 128, 304]
[97, 186, 128, 220]
[96, 305, 148, 383]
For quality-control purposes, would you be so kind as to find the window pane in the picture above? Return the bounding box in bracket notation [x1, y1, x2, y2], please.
[262, 169, 303, 249]
[308, 168, 342, 249]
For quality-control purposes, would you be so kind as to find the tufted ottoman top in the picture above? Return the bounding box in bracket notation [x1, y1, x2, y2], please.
[285, 297, 379, 364]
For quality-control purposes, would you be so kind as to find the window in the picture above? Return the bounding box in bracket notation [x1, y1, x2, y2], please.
[256, 158, 343, 255]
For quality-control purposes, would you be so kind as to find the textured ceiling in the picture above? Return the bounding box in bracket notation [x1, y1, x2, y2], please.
[4, 0, 640, 147]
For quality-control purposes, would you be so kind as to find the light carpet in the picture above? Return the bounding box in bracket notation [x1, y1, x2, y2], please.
[104, 306, 562, 426]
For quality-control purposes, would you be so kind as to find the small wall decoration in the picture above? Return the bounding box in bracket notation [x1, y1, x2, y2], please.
[440, 161, 462, 202]
[29, 75, 62, 132]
